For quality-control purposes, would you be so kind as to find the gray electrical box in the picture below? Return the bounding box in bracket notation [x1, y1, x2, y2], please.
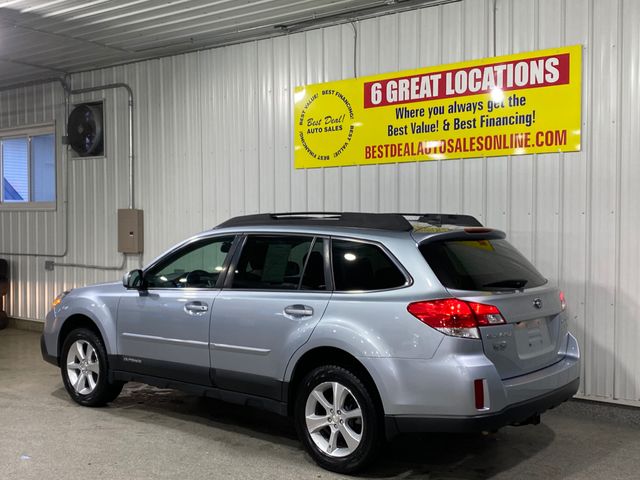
[118, 209, 144, 254]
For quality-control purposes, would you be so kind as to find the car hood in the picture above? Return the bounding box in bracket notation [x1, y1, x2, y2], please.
[67, 281, 124, 297]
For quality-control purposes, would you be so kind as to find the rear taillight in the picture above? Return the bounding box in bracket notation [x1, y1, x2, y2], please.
[468, 301, 505, 325]
[407, 299, 505, 339]
[559, 291, 566, 311]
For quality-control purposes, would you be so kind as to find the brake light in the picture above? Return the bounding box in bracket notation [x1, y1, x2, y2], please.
[407, 299, 505, 339]
[559, 291, 566, 311]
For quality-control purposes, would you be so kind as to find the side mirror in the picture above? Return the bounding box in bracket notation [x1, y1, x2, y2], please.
[123, 269, 146, 290]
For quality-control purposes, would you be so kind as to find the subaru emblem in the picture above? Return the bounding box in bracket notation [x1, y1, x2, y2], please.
[533, 298, 543, 309]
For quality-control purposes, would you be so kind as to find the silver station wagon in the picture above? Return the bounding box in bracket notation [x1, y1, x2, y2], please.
[41, 212, 580, 473]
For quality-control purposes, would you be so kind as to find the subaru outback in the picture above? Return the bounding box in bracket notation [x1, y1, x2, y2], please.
[41, 212, 580, 473]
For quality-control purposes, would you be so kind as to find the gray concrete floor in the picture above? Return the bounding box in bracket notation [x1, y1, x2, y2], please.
[1, 328, 640, 480]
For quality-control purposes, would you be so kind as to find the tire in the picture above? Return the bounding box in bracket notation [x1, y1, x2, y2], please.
[60, 328, 124, 407]
[294, 365, 383, 474]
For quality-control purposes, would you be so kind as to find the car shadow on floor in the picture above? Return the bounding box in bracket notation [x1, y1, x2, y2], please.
[51, 383, 563, 479]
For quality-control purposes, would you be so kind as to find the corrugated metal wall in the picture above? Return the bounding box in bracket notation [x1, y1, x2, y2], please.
[0, 0, 638, 406]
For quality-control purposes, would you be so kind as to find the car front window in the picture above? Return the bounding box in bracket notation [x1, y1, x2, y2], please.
[145, 236, 235, 288]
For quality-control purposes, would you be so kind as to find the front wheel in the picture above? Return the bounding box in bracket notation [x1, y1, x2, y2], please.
[61, 328, 123, 407]
[294, 365, 383, 474]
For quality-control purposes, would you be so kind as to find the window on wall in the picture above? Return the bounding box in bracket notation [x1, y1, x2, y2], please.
[0, 127, 56, 206]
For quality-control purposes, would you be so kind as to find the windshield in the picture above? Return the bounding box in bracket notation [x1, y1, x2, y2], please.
[420, 238, 547, 291]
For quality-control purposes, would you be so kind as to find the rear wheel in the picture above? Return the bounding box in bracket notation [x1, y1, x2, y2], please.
[61, 328, 123, 406]
[294, 365, 382, 474]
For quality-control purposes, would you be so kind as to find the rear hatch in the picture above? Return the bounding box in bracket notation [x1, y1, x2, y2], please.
[419, 232, 567, 380]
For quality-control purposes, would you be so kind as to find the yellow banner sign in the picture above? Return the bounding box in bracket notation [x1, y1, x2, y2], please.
[294, 45, 581, 168]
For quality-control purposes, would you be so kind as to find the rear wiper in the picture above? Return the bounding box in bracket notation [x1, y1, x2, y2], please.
[482, 279, 528, 289]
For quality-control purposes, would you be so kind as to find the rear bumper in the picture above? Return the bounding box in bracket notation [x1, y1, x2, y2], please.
[387, 377, 580, 434]
[40, 334, 58, 366]
[360, 331, 580, 432]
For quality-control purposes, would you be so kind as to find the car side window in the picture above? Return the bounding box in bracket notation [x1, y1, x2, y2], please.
[145, 236, 235, 288]
[232, 235, 322, 290]
[332, 239, 407, 291]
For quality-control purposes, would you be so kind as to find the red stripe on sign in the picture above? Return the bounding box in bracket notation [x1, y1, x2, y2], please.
[363, 53, 570, 108]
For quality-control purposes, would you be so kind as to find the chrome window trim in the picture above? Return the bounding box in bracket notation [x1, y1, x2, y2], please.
[142, 230, 413, 294]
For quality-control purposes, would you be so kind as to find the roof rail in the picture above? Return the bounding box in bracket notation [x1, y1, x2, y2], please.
[216, 212, 413, 231]
[215, 212, 482, 231]
[400, 213, 483, 227]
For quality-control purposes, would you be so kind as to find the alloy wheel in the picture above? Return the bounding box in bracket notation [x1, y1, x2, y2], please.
[66, 340, 100, 395]
[304, 381, 363, 458]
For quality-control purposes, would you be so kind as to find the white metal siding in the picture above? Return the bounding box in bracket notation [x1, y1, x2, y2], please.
[0, 0, 638, 405]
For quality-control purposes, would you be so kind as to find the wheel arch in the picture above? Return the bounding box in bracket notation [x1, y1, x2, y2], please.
[57, 314, 108, 361]
[286, 346, 384, 419]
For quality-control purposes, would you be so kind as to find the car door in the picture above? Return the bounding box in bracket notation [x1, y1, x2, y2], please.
[210, 234, 331, 400]
[117, 235, 236, 385]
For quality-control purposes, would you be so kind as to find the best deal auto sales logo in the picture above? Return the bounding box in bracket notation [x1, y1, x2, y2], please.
[297, 88, 355, 161]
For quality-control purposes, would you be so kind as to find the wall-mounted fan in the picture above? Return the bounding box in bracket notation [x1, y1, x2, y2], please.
[67, 102, 104, 157]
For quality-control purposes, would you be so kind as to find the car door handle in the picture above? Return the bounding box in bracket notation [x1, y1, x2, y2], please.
[184, 302, 208, 315]
[284, 305, 314, 317]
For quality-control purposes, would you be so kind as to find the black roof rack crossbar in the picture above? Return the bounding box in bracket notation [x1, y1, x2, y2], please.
[398, 213, 483, 227]
[216, 212, 413, 231]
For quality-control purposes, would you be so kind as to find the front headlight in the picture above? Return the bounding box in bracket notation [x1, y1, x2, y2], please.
[51, 291, 70, 309]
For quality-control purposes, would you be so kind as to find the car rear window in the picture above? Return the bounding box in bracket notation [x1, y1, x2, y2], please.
[420, 238, 546, 291]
